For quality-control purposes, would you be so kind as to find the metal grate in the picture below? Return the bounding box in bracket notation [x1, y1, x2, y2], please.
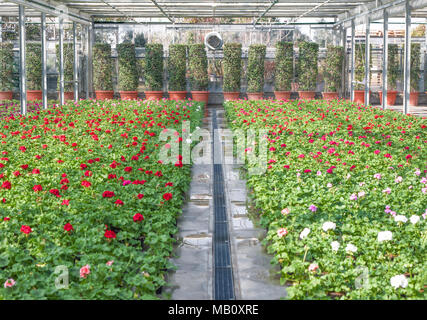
[212, 109, 235, 300]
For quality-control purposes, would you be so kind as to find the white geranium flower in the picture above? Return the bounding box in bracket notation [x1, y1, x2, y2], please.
[394, 215, 408, 223]
[299, 228, 310, 240]
[345, 243, 357, 253]
[390, 274, 408, 289]
[377, 231, 393, 242]
[409, 215, 420, 225]
[322, 221, 336, 232]
[331, 241, 340, 252]
[186, 138, 192, 144]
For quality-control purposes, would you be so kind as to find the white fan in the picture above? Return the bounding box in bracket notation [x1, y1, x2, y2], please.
[204, 32, 223, 50]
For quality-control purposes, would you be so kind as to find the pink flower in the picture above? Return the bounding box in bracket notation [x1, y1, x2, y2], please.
[281, 208, 290, 215]
[308, 263, 319, 272]
[277, 228, 288, 238]
[350, 194, 358, 201]
[4, 278, 15, 288]
[374, 173, 382, 179]
[395, 176, 403, 183]
[123, 180, 131, 186]
[383, 188, 392, 194]
[106, 260, 114, 266]
[80, 264, 90, 278]
[309, 205, 317, 212]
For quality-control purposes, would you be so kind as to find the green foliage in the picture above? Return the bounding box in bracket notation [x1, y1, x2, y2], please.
[410, 43, 420, 92]
[247, 44, 266, 93]
[297, 41, 318, 91]
[223, 43, 242, 92]
[323, 46, 344, 92]
[26, 43, 41, 91]
[274, 42, 293, 91]
[93, 43, 113, 91]
[0, 43, 14, 91]
[117, 43, 138, 91]
[167, 44, 187, 91]
[387, 44, 399, 91]
[354, 43, 372, 90]
[144, 43, 164, 91]
[188, 43, 208, 91]
[56, 43, 74, 92]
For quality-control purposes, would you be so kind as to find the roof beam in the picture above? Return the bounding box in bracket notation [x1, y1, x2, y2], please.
[253, 0, 278, 26]
[149, 0, 174, 23]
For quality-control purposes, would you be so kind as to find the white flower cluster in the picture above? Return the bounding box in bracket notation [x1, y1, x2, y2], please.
[322, 221, 336, 232]
[377, 231, 392, 242]
[390, 274, 408, 289]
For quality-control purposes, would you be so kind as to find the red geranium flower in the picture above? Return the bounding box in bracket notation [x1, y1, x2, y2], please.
[133, 213, 144, 222]
[137, 193, 144, 199]
[33, 185, 43, 192]
[64, 223, 73, 232]
[104, 229, 116, 239]
[2, 181, 11, 189]
[81, 180, 92, 188]
[102, 191, 115, 198]
[163, 193, 173, 201]
[62, 199, 70, 206]
[20, 225, 32, 234]
[114, 199, 124, 206]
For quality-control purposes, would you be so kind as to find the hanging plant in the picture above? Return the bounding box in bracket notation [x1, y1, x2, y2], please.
[167, 44, 187, 91]
[55, 43, 74, 92]
[117, 43, 138, 92]
[144, 43, 163, 91]
[297, 41, 318, 91]
[223, 42, 242, 92]
[410, 43, 420, 92]
[387, 44, 399, 91]
[0, 43, 14, 92]
[93, 43, 113, 91]
[274, 41, 293, 91]
[26, 43, 42, 91]
[188, 43, 208, 91]
[247, 44, 266, 93]
[323, 45, 344, 93]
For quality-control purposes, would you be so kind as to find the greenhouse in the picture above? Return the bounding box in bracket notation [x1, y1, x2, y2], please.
[0, 0, 425, 303]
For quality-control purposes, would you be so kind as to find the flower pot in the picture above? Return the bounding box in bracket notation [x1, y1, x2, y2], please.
[247, 92, 263, 100]
[223, 92, 240, 101]
[378, 91, 398, 106]
[0, 91, 12, 100]
[168, 91, 187, 100]
[64, 92, 74, 101]
[410, 92, 419, 106]
[144, 91, 163, 100]
[322, 92, 339, 100]
[298, 91, 316, 100]
[274, 91, 291, 100]
[191, 91, 209, 104]
[95, 90, 114, 100]
[353, 90, 366, 104]
[27, 90, 42, 101]
[119, 91, 138, 100]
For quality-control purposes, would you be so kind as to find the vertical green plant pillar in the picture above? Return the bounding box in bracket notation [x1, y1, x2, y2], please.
[56, 43, 74, 100]
[353, 43, 372, 104]
[0, 43, 14, 100]
[323, 45, 343, 99]
[167, 44, 187, 100]
[26, 43, 42, 101]
[144, 43, 164, 99]
[117, 43, 138, 99]
[297, 41, 318, 99]
[223, 42, 242, 100]
[379, 44, 399, 106]
[274, 41, 293, 100]
[188, 43, 209, 104]
[409, 43, 421, 106]
[93, 43, 114, 99]
[247, 44, 266, 100]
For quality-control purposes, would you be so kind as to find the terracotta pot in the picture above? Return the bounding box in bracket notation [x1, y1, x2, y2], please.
[409, 92, 419, 106]
[223, 92, 240, 101]
[27, 90, 42, 101]
[378, 91, 398, 106]
[247, 92, 263, 100]
[353, 90, 366, 104]
[0, 91, 12, 100]
[298, 91, 316, 100]
[274, 91, 291, 100]
[64, 92, 74, 101]
[191, 91, 209, 104]
[144, 91, 163, 100]
[119, 91, 138, 100]
[322, 92, 339, 100]
[168, 91, 187, 100]
[95, 90, 114, 100]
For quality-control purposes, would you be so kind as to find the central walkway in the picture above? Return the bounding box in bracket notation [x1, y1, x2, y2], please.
[166, 104, 285, 300]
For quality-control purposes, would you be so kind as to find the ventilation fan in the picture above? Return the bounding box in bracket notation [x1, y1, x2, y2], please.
[204, 32, 223, 50]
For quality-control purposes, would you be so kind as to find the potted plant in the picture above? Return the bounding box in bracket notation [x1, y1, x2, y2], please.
[26, 43, 42, 101]
[274, 41, 293, 100]
[0, 43, 14, 100]
[223, 42, 242, 100]
[410, 43, 421, 106]
[144, 43, 164, 100]
[353, 43, 372, 104]
[167, 44, 187, 100]
[117, 42, 138, 100]
[297, 41, 318, 100]
[246, 44, 266, 100]
[56, 43, 74, 101]
[93, 43, 114, 100]
[323, 45, 344, 100]
[188, 43, 209, 104]
[379, 44, 399, 106]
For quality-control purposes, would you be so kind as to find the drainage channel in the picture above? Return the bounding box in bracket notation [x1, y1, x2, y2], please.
[212, 108, 235, 300]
